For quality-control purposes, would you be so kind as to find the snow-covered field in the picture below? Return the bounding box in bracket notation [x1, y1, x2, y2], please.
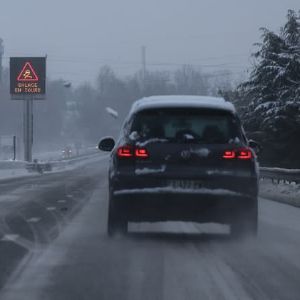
[259, 178, 300, 207]
[0, 147, 101, 180]
[0, 161, 30, 180]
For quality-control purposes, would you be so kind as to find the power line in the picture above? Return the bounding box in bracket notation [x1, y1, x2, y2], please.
[2, 53, 251, 67]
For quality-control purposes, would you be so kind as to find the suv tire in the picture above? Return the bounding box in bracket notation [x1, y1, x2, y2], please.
[231, 198, 258, 238]
[107, 194, 128, 237]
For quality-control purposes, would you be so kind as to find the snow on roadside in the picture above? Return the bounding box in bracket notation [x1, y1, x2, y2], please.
[0, 152, 106, 181]
[259, 178, 300, 207]
[1, 156, 300, 209]
[51, 153, 107, 173]
[0, 161, 32, 180]
[0, 169, 33, 180]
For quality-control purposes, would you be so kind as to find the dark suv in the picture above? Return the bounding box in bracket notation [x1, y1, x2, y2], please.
[99, 96, 259, 237]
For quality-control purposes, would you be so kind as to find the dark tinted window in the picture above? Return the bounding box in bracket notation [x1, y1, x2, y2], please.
[130, 108, 241, 144]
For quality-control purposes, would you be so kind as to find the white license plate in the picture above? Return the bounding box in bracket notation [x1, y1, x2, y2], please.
[167, 180, 203, 189]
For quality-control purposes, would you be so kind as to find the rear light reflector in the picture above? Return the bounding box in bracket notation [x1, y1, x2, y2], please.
[117, 146, 133, 157]
[117, 146, 149, 159]
[237, 149, 252, 160]
[223, 151, 236, 159]
[223, 148, 253, 160]
[135, 148, 149, 158]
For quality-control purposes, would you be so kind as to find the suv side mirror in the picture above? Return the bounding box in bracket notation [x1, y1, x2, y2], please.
[98, 137, 115, 152]
[249, 140, 262, 154]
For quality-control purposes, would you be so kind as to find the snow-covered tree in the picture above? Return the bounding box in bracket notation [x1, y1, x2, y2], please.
[238, 10, 300, 167]
[174, 65, 209, 96]
[280, 9, 300, 100]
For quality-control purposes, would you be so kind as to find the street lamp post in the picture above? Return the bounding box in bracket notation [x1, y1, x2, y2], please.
[0, 38, 4, 84]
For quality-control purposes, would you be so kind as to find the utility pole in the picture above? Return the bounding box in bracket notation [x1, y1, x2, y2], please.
[0, 38, 4, 84]
[141, 45, 146, 94]
[23, 96, 33, 162]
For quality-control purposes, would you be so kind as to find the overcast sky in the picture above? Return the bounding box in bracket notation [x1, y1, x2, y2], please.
[0, 0, 299, 86]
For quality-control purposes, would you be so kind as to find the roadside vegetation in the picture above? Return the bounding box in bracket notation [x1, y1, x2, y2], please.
[0, 9, 299, 167]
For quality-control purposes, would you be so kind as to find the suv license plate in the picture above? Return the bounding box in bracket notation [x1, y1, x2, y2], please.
[167, 180, 203, 189]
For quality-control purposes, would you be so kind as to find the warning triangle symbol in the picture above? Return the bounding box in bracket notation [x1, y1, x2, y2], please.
[17, 62, 39, 82]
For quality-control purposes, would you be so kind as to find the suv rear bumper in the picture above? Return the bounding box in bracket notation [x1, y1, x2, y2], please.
[111, 189, 257, 223]
[110, 173, 258, 223]
[111, 173, 258, 197]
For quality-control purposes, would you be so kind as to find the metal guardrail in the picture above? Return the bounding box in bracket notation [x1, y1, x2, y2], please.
[26, 162, 52, 174]
[260, 167, 300, 184]
[25, 151, 100, 174]
[23, 155, 300, 184]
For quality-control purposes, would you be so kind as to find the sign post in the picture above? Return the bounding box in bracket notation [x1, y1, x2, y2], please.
[13, 135, 16, 161]
[10, 57, 46, 162]
[23, 96, 34, 162]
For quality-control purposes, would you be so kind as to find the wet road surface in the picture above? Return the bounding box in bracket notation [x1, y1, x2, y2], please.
[0, 157, 300, 300]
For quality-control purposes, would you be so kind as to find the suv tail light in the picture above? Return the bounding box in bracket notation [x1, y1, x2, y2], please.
[223, 148, 253, 160]
[117, 146, 134, 157]
[117, 146, 149, 159]
[223, 150, 236, 159]
[237, 149, 252, 160]
[135, 148, 149, 158]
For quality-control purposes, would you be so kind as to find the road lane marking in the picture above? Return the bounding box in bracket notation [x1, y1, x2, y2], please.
[1, 234, 20, 242]
[46, 207, 56, 211]
[27, 217, 41, 223]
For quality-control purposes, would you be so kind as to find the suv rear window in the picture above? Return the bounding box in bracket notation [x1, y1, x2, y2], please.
[130, 108, 241, 144]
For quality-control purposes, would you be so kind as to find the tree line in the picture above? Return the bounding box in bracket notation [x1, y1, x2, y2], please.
[0, 63, 232, 154]
[1, 9, 299, 167]
[222, 9, 300, 168]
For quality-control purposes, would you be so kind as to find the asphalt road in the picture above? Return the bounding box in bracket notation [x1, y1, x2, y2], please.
[0, 156, 300, 300]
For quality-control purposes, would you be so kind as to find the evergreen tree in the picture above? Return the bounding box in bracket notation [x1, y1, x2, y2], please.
[240, 28, 287, 131]
[238, 10, 300, 167]
[279, 9, 300, 100]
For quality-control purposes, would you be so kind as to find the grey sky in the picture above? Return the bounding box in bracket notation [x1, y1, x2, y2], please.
[0, 0, 299, 86]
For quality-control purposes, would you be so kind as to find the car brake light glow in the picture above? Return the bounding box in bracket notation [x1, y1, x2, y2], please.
[223, 151, 236, 159]
[117, 146, 133, 157]
[117, 146, 149, 158]
[223, 148, 253, 160]
[237, 149, 252, 160]
[135, 148, 149, 158]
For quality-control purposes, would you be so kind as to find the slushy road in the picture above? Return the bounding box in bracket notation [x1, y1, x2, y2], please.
[0, 156, 300, 300]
